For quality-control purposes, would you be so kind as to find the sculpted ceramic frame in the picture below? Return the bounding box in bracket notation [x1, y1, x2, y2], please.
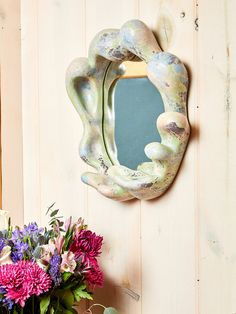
[66, 20, 190, 201]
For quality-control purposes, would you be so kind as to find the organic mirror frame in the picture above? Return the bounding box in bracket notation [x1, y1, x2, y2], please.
[66, 19, 190, 201]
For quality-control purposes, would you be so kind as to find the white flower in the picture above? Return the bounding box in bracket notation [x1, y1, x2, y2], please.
[0, 210, 8, 230]
[60, 251, 76, 273]
[40, 243, 56, 263]
[0, 246, 13, 265]
[37, 259, 48, 271]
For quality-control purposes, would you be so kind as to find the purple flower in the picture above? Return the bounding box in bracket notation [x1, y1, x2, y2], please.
[0, 286, 14, 310]
[22, 222, 44, 236]
[11, 241, 29, 262]
[3, 298, 14, 310]
[11, 228, 22, 242]
[0, 239, 5, 254]
[15, 241, 29, 253]
[49, 254, 62, 287]
[11, 223, 44, 243]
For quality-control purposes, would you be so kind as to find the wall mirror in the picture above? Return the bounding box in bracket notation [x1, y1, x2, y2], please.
[114, 61, 165, 170]
[66, 19, 190, 201]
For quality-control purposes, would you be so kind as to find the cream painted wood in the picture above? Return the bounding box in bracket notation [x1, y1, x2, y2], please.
[21, 0, 89, 311]
[36, 0, 88, 226]
[0, 0, 24, 225]
[22, 0, 86, 222]
[198, 0, 236, 313]
[2, 0, 236, 313]
[140, 1, 197, 313]
[21, 0, 41, 224]
[85, 1, 141, 313]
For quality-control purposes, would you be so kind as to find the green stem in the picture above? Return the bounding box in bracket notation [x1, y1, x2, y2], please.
[32, 296, 35, 314]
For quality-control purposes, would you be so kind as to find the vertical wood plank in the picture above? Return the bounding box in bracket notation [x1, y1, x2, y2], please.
[198, 0, 236, 313]
[21, 0, 41, 224]
[0, 0, 24, 224]
[85, 1, 142, 313]
[36, 0, 87, 224]
[0, 73, 2, 209]
[21, 0, 88, 309]
[140, 1, 197, 313]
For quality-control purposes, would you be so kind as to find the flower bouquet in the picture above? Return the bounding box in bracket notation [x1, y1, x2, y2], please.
[0, 205, 117, 313]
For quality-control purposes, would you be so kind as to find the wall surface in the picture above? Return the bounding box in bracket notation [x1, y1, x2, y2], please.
[0, 0, 24, 224]
[1, 0, 236, 313]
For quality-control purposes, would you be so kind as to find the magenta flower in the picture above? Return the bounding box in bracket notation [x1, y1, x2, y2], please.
[0, 260, 52, 307]
[70, 229, 103, 264]
[0, 262, 24, 289]
[84, 260, 104, 287]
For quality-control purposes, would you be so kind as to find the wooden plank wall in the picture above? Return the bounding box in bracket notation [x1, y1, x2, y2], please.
[198, 1, 236, 313]
[0, 0, 24, 224]
[0, 0, 236, 313]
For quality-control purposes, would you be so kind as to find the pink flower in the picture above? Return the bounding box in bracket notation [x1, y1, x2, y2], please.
[54, 235, 65, 255]
[0, 263, 24, 289]
[24, 261, 52, 296]
[73, 218, 85, 236]
[84, 260, 104, 287]
[0, 260, 52, 307]
[5, 286, 30, 308]
[65, 216, 72, 232]
[70, 229, 103, 264]
[60, 251, 76, 273]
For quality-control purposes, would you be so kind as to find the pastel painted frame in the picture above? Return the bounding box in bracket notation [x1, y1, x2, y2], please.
[66, 19, 190, 201]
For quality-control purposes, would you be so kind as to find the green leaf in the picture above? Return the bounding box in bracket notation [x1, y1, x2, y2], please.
[40, 295, 51, 314]
[104, 308, 118, 314]
[62, 272, 72, 282]
[13, 308, 18, 314]
[73, 285, 93, 302]
[50, 209, 59, 217]
[57, 289, 75, 309]
[46, 202, 56, 215]
[49, 307, 55, 314]
[38, 235, 47, 245]
[49, 217, 64, 225]
[8, 217, 11, 229]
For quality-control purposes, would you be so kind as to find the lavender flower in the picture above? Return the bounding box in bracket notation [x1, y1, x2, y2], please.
[0, 286, 14, 310]
[3, 298, 14, 310]
[22, 222, 44, 236]
[0, 286, 5, 297]
[10, 223, 44, 261]
[11, 228, 22, 242]
[49, 254, 62, 287]
[11, 241, 29, 262]
[11, 223, 44, 243]
[0, 238, 5, 254]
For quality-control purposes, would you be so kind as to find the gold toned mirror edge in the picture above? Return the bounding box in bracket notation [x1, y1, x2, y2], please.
[121, 61, 147, 78]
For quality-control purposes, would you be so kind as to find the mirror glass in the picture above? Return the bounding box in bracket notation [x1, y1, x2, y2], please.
[114, 65, 165, 170]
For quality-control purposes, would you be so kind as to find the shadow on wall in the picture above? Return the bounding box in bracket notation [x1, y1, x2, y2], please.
[91, 275, 140, 313]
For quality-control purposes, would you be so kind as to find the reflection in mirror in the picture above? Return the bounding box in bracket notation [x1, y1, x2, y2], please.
[114, 70, 165, 170]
